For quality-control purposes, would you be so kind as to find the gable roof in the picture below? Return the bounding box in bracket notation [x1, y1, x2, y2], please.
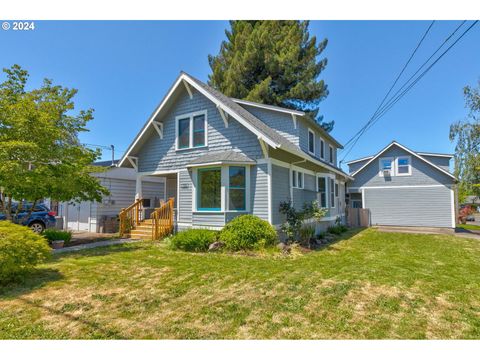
[118, 71, 351, 179]
[349, 141, 456, 180]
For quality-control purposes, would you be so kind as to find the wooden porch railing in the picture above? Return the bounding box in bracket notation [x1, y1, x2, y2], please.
[119, 198, 143, 237]
[150, 197, 175, 240]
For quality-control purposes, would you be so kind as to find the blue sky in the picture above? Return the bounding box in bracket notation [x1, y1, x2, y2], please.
[1, 21, 479, 169]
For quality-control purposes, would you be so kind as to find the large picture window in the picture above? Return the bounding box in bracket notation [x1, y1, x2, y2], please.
[317, 176, 327, 208]
[176, 111, 207, 150]
[228, 166, 246, 211]
[197, 167, 221, 211]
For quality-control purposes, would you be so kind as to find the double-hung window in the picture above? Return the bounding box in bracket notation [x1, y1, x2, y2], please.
[308, 129, 315, 155]
[292, 170, 304, 189]
[396, 156, 411, 176]
[228, 166, 246, 211]
[176, 111, 207, 150]
[317, 176, 327, 208]
[330, 178, 335, 208]
[329, 145, 334, 163]
[320, 139, 325, 159]
[197, 167, 221, 211]
[379, 157, 394, 177]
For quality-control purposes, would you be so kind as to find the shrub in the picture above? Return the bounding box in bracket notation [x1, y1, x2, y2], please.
[279, 200, 327, 243]
[219, 215, 277, 251]
[43, 229, 72, 244]
[168, 229, 217, 252]
[0, 221, 51, 284]
[327, 224, 348, 235]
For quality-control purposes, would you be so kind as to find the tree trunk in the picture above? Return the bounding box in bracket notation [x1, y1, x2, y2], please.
[26, 199, 38, 219]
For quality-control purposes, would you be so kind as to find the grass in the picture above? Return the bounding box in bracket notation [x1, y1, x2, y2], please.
[1, 228, 480, 339]
[457, 223, 480, 231]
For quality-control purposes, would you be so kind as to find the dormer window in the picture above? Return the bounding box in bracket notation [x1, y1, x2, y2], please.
[308, 129, 315, 155]
[176, 110, 207, 150]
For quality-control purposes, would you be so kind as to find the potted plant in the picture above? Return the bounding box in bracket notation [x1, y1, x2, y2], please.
[43, 229, 72, 249]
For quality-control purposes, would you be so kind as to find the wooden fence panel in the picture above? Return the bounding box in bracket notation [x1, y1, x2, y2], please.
[346, 208, 371, 227]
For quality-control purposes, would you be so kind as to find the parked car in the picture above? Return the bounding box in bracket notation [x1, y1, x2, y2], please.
[0, 203, 56, 233]
[466, 215, 476, 222]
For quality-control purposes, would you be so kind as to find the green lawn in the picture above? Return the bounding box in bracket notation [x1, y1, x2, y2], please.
[457, 223, 480, 231]
[1, 228, 480, 339]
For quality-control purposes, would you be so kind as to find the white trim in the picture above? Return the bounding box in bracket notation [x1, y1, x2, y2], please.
[175, 109, 208, 151]
[395, 155, 412, 176]
[232, 98, 305, 116]
[351, 141, 456, 180]
[192, 168, 198, 212]
[291, 169, 304, 189]
[152, 121, 163, 139]
[417, 152, 453, 158]
[137, 169, 179, 176]
[378, 157, 394, 177]
[220, 166, 227, 212]
[361, 188, 365, 209]
[182, 79, 193, 99]
[267, 159, 272, 224]
[346, 156, 374, 165]
[358, 184, 448, 190]
[217, 105, 229, 128]
[292, 114, 298, 129]
[127, 156, 138, 171]
[450, 188, 456, 228]
[307, 128, 315, 156]
[259, 138, 269, 158]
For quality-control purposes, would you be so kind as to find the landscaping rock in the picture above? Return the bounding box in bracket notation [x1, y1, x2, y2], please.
[208, 241, 225, 252]
[277, 242, 291, 253]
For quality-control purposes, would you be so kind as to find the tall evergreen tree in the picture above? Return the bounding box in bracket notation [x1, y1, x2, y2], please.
[208, 21, 333, 132]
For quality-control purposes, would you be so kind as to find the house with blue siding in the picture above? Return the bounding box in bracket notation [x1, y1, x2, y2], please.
[118, 72, 351, 237]
[346, 141, 457, 228]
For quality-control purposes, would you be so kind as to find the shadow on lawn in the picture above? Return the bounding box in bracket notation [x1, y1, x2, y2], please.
[51, 242, 146, 262]
[16, 296, 126, 339]
[314, 227, 367, 252]
[0, 268, 63, 299]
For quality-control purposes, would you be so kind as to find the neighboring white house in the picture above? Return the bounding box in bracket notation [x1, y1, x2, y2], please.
[54, 161, 166, 232]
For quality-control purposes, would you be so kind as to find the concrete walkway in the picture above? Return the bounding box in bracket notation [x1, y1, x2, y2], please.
[374, 226, 480, 240]
[53, 239, 137, 254]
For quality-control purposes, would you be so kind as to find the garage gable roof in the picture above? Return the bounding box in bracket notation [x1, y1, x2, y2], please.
[350, 141, 456, 180]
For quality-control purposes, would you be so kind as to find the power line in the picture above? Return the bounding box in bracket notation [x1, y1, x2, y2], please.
[339, 21, 436, 162]
[340, 20, 477, 164]
[342, 21, 436, 151]
[353, 20, 477, 141]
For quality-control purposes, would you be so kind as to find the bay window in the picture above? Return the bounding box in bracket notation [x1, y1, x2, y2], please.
[197, 167, 221, 211]
[228, 166, 246, 211]
[176, 111, 207, 150]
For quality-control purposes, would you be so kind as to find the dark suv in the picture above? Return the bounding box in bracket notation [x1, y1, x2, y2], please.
[0, 203, 57, 233]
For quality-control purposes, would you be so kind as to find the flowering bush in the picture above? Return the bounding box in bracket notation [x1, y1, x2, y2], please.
[458, 205, 475, 224]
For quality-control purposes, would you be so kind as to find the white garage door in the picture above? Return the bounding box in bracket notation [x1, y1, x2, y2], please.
[364, 186, 454, 228]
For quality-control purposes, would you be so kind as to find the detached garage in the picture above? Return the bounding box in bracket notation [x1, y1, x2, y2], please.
[57, 161, 166, 233]
[346, 141, 456, 229]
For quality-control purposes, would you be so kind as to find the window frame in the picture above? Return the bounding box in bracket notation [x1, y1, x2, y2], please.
[175, 110, 208, 151]
[320, 139, 325, 159]
[292, 169, 304, 189]
[227, 166, 247, 211]
[308, 128, 315, 155]
[329, 177, 335, 209]
[196, 167, 222, 211]
[396, 156, 412, 176]
[316, 175, 328, 208]
[329, 145, 334, 164]
[378, 157, 395, 177]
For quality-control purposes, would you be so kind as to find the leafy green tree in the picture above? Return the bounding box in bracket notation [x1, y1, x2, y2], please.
[0, 64, 109, 219]
[208, 21, 333, 131]
[450, 80, 480, 203]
